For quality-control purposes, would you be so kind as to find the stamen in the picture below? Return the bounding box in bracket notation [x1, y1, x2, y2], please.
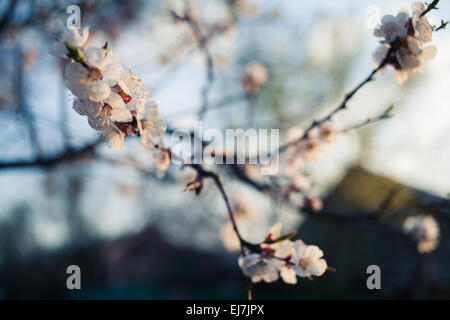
[299, 258, 311, 269]
[111, 84, 133, 104]
[118, 90, 133, 104]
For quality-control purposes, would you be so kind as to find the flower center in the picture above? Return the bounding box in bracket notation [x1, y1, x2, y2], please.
[299, 257, 311, 269]
[404, 18, 415, 37]
[112, 84, 133, 104]
[116, 117, 139, 137]
[97, 104, 113, 127]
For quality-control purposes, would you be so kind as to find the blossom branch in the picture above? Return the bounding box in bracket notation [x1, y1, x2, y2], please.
[277, 46, 394, 155]
[0, 139, 101, 170]
[342, 105, 394, 132]
[155, 144, 250, 253]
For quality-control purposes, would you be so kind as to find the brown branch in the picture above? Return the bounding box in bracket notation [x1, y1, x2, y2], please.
[0, 139, 101, 170]
[222, 162, 409, 239]
[342, 105, 394, 132]
[170, 4, 215, 118]
[155, 144, 252, 254]
[277, 47, 394, 155]
[16, 47, 42, 157]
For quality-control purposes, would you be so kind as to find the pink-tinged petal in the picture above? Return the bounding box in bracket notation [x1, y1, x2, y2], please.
[306, 245, 324, 260]
[293, 240, 307, 258]
[88, 82, 111, 102]
[280, 267, 297, 285]
[112, 109, 132, 122]
[306, 259, 327, 277]
[84, 47, 108, 69]
[421, 46, 437, 60]
[102, 57, 124, 81]
[63, 27, 89, 47]
[104, 93, 126, 109]
[266, 222, 282, 240]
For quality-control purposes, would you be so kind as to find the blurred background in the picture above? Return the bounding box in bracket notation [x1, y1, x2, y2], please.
[0, 0, 449, 299]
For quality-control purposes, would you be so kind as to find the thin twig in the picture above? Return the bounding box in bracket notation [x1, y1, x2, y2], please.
[170, 3, 215, 119]
[0, 140, 101, 170]
[278, 53, 391, 155]
[342, 105, 394, 132]
[420, 0, 440, 18]
[155, 144, 249, 253]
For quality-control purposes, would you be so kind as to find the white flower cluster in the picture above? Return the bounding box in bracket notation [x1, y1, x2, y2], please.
[51, 28, 166, 150]
[238, 223, 328, 284]
[373, 2, 436, 84]
[284, 122, 336, 203]
[403, 215, 440, 253]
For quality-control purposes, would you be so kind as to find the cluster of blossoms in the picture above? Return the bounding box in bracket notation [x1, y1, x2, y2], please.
[239, 223, 328, 284]
[403, 215, 440, 253]
[281, 122, 337, 209]
[373, 2, 436, 84]
[50, 27, 166, 150]
[242, 62, 268, 95]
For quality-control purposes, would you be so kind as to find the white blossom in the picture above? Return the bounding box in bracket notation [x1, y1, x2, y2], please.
[64, 62, 111, 102]
[262, 223, 297, 285]
[100, 124, 125, 151]
[246, 62, 268, 85]
[73, 98, 103, 117]
[292, 240, 327, 278]
[238, 254, 279, 284]
[372, 2, 436, 84]
[242, 62, 268, 94]
[63, 47, 125, 102]
[271, 240, 297, 285]
[52, 27, 166, 151]
[50, 27, 89, 58]
[137, 102, 167, 149]
[278, 264, 297, 285]
[403, 215, 440, 253]
[104, 93, 132, 122]
[285, 124, 335, 166]
[237, 223, 329, 285]
[114, 69, 151, 118]
[373, 10, 409, 44]
[86, 94, 133, 131]
[284, 123, 337, 189]
[411, 3, 434, 43]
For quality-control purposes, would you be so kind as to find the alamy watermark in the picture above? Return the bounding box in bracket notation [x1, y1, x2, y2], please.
[66, 5, 81, 29]
[366, 265, 381, 290]
[170, 121, 280, 175]
[66, 265, 81, 290]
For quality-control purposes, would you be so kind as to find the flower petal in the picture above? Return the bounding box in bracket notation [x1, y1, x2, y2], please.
[104, 93, 126, 109]
[112, 108, 132, 122]
[63, 27, 89, 47]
